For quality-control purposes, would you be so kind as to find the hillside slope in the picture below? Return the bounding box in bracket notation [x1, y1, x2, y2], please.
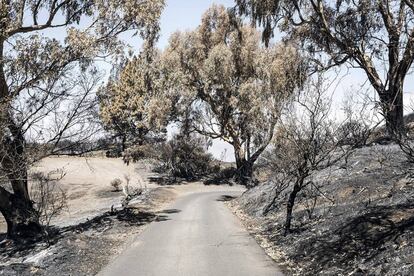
[230, 144, 414, 275]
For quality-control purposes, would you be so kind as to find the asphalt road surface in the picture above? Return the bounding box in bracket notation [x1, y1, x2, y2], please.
[98, 189, 283, 276]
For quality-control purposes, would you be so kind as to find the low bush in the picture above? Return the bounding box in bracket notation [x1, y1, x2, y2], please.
[30, 170, 68, 229]
[336, 120, 371, 147]
[110, 178, 123, 192]
[204, 166, 236, 185]
[151, 135, 215, 180]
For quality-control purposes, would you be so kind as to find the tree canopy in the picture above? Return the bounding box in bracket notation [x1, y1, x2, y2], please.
[99, 49, 170, 157]
[161, 4, 305, 184]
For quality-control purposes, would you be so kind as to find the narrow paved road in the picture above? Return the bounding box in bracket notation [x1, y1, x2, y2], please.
[98, 189, 283, 276]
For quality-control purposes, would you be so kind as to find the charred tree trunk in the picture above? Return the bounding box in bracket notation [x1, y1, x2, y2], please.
[236, 160, 253, 185]
[121, 135, 127, 152]
[284, 177, 304, 236]
[233, 139, 268, 187]
[263, 194, 278, 215]
[383, 85, 404, 136]
[234, 152, 254, 186]
[0, 39, 42, 239]
[0, 188, 41, 240]
[0, 140, 42, 239]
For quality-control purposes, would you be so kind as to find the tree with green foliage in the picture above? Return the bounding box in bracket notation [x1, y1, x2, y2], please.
[99, 48, 170, 159]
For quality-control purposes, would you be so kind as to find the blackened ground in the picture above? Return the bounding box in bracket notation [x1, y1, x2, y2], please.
[230, 144, 414, 276]
[0, 187, 176, 276]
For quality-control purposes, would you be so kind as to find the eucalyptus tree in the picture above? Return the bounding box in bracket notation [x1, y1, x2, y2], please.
[0, 0, 164, 239]
[236, 0, 414, 135]
[162, 5, 305, 185]
[99, 48, 171, 161]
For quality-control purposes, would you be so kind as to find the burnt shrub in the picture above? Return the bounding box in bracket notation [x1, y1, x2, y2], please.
[336, 120, 371, 148]
[30, 171, 68, 230]
[204, 166, 237, 185]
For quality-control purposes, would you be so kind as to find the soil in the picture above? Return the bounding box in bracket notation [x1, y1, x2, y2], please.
[229, 144, 414, 276]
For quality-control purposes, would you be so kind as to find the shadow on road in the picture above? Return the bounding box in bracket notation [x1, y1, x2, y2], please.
[153, 209, 181, 222]
[0, 207, 158, 257]
[148, 176, 196, 186]
[68, 207, 157, 232]
[158, 209, 181, 214]
[216, 195, 237, 202]
[155, 215, 171, 222]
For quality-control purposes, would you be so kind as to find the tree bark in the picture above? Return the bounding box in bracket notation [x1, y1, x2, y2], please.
[2, 115, 31, 200]
[234, 152, 254, 186]
[0, 161, 42, 239]
[121, 135, 127, 152]
[0, 187, 41, 240]
[284, 179, 302, 236]
[383, 85, 404, 136]
[0, 40, 7, 99]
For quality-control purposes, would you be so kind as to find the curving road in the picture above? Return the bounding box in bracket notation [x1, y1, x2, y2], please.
[98, 189, 283, 276]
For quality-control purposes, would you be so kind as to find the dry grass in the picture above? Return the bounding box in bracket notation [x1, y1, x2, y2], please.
[0, 156, 159, 233]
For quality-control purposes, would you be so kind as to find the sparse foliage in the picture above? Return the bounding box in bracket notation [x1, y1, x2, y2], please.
[204, 166, 237, 186]
[266, 74, 353, 235]
[394, 123, 414, 164]
[236, 0, 414, 135]
[149, 134, 215, 181]
[337, 120, 371, 148]
[337, 91, 381, 148]
[30, 170, 68, 231]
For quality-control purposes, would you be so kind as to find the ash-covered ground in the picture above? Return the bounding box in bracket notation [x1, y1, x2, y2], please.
[230, 144, 414, 276]
[0, 187, 176, 276]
